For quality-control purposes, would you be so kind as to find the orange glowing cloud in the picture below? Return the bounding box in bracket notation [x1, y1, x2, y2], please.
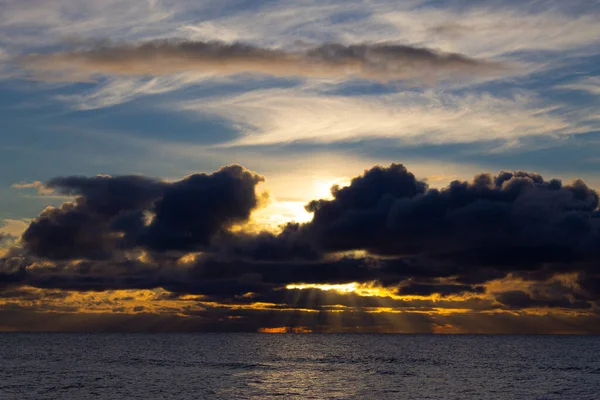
[258, 326, 312, 334]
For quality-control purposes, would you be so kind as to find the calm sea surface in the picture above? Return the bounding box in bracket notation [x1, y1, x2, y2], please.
[0, 334, 599, 399]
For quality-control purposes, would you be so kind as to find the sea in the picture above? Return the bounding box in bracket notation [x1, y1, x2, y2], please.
[0, 333, 599, 399]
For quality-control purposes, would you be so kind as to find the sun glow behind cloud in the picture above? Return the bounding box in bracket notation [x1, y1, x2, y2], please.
[250, 176, 350, 228]
[286, 282, 399, 299]
[251, 200, 313, 228]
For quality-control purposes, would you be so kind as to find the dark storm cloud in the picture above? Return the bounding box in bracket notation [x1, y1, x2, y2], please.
[21, 165, 265, 259]
[47, 175, 166, 216]
[210, 223, 320, 262]
[494, 290, 591, 310]
[20, 40, 505, 82]
[143, 165, 265, 251]
[0, 257, 26, 287]
[0, 255, 377, 297]
[397, 283, 485, 297]
[22, 200, 121, 260]
[3, 162, 600, 316]
[181, 256, 390, 296]
[304, 164, 600, 277]
[493, 278, 600, 311]
[577, 272, 600, 301]
[22, 174, 168, 260]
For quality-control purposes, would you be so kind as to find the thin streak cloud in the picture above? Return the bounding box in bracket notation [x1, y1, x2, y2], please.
[557, 76, 600, 96]
[180, 89, 581, 147]
[19, 40, 506, 83]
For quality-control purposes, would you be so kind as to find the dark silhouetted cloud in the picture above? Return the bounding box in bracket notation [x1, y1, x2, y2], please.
[398, 283, 485, 297]
[494, 290, 591, 310]
[21, 165, 266, 259]
[2, 162, 600, 323]
[20, 40, 506, 83]
[304, 164, 600, 278]
[143, 165, 266, 251]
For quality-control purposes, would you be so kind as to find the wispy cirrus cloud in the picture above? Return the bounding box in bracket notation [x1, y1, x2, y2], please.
[179, 89, 583, 147]
[374, 7, 600, 58]
[0, 0, 184, 45]
[557, 76, 600, 96]
[178, 2, 600, 59]
[54, 74, 215, 110]
[6, 1, 600, 109]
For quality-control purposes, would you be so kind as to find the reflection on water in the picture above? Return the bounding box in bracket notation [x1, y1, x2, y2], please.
[1, 333, 599, 399]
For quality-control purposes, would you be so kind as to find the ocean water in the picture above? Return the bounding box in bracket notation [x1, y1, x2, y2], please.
[0, 334, 599, 399]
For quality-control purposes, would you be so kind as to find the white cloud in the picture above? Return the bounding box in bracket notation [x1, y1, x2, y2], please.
[0, 0, 188, 43]
[557, 76, 600, 96]
[177, 2, 600, 60]
[179, 88, 583, 147]
[4, 0, 600, 108]
[179, 3, 355, 44]
[55, 73, 214, 109]
[374, 8, 600, 58]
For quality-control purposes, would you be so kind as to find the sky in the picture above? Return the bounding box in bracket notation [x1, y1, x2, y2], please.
[1, 0, 600, 333]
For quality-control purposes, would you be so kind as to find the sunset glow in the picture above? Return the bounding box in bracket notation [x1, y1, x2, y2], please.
[1, 0, 600, 336]
[285, 282, 398, 298]
[3, 2, 600, 399]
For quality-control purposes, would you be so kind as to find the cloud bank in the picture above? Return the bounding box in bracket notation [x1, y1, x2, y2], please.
[1, 163, 599, 331]
[21, 165, 265, 259]
[20, 40, 505, 83]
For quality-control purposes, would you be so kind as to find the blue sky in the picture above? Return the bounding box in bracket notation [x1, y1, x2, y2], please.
[2, 0, 600, 234]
